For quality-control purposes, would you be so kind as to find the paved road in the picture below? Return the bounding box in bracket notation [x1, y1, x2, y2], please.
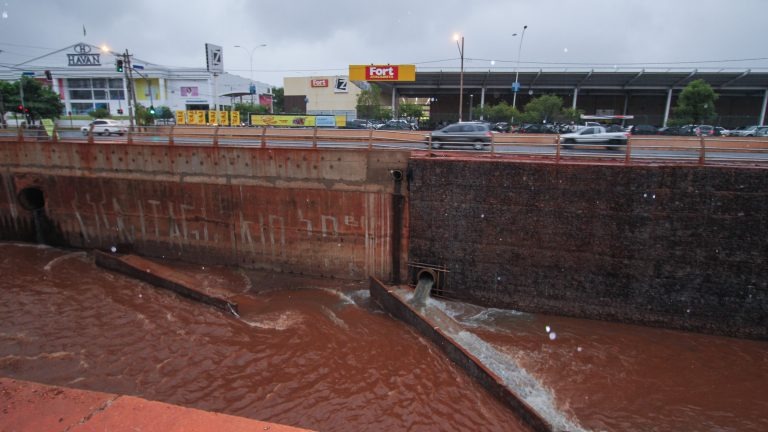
[8, 130, 767, 164]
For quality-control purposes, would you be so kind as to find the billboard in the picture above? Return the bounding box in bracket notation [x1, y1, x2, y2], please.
[205, 43, 224, 73]
[349, 64, 416, 82]
[250, 115, 346, 127]
[180, 86, 199, 97]
[259, 94, 273, 108]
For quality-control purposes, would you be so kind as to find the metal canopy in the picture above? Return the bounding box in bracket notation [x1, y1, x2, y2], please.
[377, 70, 768, 96]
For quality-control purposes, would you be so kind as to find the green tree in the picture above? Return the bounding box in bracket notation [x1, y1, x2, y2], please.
[559, 107, 584, 123]
[271, 87, 284, 113]
[521, 94, 563, 123]
[234, 102, 268, 124]
[157, 106, 173, 120]
[0, 77, 65, 124]
[474, 101, 521, 123]
[88, 107, 111, 119]
[356, 84, 384, 120]
[672, 79, 718, 124]
[398, 102, 424, 121]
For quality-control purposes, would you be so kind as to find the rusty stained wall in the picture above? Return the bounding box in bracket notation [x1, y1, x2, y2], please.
[408, 157, 768, 339]
[0, 141, 410, 281]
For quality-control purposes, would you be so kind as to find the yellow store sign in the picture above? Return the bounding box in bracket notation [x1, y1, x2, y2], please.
[349, 64, 416, 81]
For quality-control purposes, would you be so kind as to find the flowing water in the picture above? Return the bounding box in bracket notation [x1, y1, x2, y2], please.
[0, 243, 528, 432]
[1, 242, 767, 431]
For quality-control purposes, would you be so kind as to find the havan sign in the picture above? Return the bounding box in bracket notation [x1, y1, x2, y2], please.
[67, 43, 101, 66]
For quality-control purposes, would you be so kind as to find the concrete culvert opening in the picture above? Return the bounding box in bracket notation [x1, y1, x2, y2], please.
[390, 169, 404, 181]
[17, 188, 46, 211]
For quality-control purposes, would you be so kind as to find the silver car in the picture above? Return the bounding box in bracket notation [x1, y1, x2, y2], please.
[81, 119, 128, 136]
[426, 122, 493, 150]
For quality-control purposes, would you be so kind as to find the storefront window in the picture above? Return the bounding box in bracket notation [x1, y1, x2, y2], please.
[69, 79, 91, 89]
[109, 90, 124, 100]
[70, 103, 94, 114]
[92, 79, 107, 89]
[109, 79, 123, 89]
[92, 90, 107, 100]
[69, 89, 93, 100]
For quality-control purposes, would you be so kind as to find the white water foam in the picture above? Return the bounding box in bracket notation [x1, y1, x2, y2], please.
[317, 287, 369, 307]
[320, 305, 349, 330]
[241, 310, 304, 331]
[43, 251, 88, 272]
[450, 329, 587, 432]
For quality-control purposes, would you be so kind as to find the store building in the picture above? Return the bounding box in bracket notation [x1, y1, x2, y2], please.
[283, 76, 363, 119]
[0, 42, 273, 117]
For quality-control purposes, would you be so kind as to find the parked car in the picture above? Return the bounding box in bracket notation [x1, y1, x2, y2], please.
[731, 125, 761, 137]
[381, 119, 417, 130]
[627, 124, 658, 135]
[378, 122, 412, 130]
[678, 124, 698, 136]
[695, 125, 715, 136]
[754, 126, 768, 137]
[80, 119, 128, 136]
[714, 127, 730, 136]
[517, 123, 556, 134]
[492, 122, 511, 133]
[426, 121, 493, 150]
[345, 119, 373, 129]
[657, 126, 681, 135]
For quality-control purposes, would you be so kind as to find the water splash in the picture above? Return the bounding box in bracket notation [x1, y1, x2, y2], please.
[411, 276, 434, 308]
[450, 330, 586, 431]
[241, 310, 304, 331]
[321, 305, 349, 330]
[43, 251, 88, 272]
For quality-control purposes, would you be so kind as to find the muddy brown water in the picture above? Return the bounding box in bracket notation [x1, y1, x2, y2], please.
[0, 243, 527, 431]
[1, 242, 766, 431]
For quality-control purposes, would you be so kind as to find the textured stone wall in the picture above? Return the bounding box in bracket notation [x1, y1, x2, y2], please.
[408, 158, 768, 339]
[0, 140, 410, 281]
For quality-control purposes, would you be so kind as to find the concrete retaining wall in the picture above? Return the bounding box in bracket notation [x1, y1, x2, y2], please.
[408, 157, 768, 339]
[0, 140, 410, 281]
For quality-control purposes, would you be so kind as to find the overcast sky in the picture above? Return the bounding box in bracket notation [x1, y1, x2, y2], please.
[1, 0, 766, 87]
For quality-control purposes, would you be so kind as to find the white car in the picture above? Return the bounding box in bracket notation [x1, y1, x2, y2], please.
[560, 126, 629, 148]
[81, 119, 128, 136]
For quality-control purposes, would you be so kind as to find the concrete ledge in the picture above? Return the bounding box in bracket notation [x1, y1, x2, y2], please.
[0, 377, 311, 431]
[369, 277, 573, 432]
[94, 250, 238, 315]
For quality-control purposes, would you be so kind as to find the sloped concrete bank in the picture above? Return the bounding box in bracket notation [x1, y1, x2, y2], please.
[369, 277, 585, 432]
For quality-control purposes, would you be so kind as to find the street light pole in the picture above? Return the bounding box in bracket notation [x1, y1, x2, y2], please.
[512, 25, 528, 110]
[234, 44, 266, 104]
[454, 34, 465, 122]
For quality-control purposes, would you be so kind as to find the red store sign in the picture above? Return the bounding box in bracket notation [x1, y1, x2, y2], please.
[310, 79, 329, 87]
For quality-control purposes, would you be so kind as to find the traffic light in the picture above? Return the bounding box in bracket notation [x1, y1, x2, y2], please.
[17, 105, 24, 113]
[117, 108, 123, 115]
[149, 105, 155, 115]
[44, 70, 52, 80]
[116, 59, 124, 72]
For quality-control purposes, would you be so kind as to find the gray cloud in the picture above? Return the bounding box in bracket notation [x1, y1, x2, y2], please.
[1, 0, 766, 86]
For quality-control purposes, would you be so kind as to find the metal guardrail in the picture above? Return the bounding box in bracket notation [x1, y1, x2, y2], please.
[2, 125, 767, 166]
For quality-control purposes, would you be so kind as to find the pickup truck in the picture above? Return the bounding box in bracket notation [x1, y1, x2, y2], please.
[560, 126, 629, 149]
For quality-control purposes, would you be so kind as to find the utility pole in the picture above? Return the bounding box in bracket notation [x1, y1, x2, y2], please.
[123, 50, 135, 129]
[0, 91, 7, 129]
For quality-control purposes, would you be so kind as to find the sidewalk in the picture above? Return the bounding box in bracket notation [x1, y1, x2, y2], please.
[0, 377, 312, 432]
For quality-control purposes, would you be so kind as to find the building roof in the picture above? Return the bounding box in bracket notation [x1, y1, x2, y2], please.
[376, 69, 768, 96]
